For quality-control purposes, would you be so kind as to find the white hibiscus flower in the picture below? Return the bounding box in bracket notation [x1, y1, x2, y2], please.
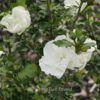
[39, 35, 97, 78]
[0, 6, 31, 35]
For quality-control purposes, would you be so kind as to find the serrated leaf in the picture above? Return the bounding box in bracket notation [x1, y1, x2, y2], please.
[54, 39, 74, 48]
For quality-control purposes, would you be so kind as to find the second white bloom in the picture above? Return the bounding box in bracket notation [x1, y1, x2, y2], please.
[0, 6, 31, 35]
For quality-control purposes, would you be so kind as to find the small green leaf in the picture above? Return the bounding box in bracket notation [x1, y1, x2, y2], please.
[17, 64, 38, 80]
[16, 0, 26, 6]
[0, 67, 7, 74]
[54, 39, 74, 48]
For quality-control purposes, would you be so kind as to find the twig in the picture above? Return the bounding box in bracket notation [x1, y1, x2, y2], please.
[47, 0, 53, 36]
[72, 2, 83, 30]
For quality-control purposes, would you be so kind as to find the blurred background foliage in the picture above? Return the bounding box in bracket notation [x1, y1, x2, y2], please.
[0, 0, 100, 100]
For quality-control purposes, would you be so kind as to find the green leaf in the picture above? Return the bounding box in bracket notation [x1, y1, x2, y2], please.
[17, 64, 38, 81]
[16, 0, 26, 6]
[54, 39, 74, 48]
[0, 67, 7, 74]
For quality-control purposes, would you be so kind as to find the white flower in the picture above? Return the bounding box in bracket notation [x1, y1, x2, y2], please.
[64, 0, 87, 14]
[0, 51, 4, 56]
[39, 35, 97, 78]
[0, 6, 31, 35]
